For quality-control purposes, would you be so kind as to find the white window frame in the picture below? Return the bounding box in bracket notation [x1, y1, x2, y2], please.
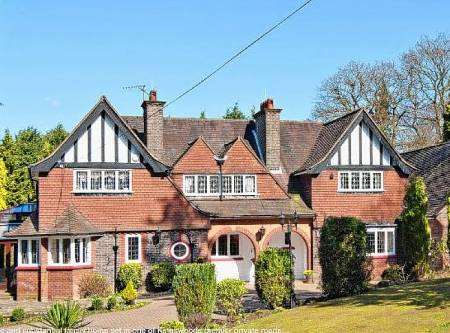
[170, 242, 190, 261]
[366, 227, 395, 256]
[73, 169, 132, 194]
[338, 171, 384, 192]
[125, 234, 141, 263]
[183, 174, 257, 196]
[48, 237, 91, 266]
[18, 238, 40, 266]
[211, 233, 241, 258]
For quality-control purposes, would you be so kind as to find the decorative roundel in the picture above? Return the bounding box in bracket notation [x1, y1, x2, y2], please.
[170, 242, 190, 260]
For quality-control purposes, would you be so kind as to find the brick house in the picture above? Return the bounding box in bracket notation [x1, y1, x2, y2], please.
[6, 90, 424, 301]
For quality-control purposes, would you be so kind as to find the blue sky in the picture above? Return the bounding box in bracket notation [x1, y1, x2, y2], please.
[0, 0, 448, 135]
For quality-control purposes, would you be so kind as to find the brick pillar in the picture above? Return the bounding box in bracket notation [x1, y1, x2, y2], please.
[39, 238, 49, 302]
[312, 228, 322, 283]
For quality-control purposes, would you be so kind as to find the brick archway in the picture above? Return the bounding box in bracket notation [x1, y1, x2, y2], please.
[261, 226, 311, 269]
[208, 226, 259, 261]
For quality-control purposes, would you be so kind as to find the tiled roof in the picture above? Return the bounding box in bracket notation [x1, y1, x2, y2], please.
[190, 199, 314, 218]
[5, 204, 101, 237]
[402, 141, 450, 216]
[122, 116, 323, 174]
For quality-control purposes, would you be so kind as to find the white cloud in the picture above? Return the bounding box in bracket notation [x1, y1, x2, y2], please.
[44, 97, 61, 108]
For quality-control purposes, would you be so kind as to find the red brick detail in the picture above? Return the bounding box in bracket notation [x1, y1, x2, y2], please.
[38, 168, 209, 232]
[261, 226, 312, 269]
[16, 270, 40, 301]
[370, 256, 397, 280]
[308, 169, 408, 226]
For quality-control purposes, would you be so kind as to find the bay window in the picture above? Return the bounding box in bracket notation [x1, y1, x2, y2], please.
[183, 174, 257, 196]
[73, 170, 132, 193]
[338, 171, 383, 192]
[125, 234, 141, 262]
[366, 227, 395, 256]
[49, 237, 91, 265]
[18, 238, 40, 266]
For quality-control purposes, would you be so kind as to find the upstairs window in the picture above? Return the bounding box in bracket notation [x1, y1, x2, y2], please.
[183, 175, 257, 196]
[338, 171, 383, 192]
[366, 227, 395, 256]
[73, 170, 132, 193]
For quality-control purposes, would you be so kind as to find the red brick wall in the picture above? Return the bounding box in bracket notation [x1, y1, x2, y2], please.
[38, 168, 209, 232]
[172, 137, 287, 199]
[371, 256, 397, 280]
[47, 267, 93, 300]
[16, 269, 39, 301]
[310, 169, 408, 226]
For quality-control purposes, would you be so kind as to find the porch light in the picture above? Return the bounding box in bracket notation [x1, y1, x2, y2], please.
[258, 225, 266, 237]
[280, 212, 285, 226]
[153, 226, 161, 245]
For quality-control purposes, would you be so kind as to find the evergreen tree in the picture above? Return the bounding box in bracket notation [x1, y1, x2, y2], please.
[199, 111, 206, 119]
[397, 176, 432, 278]
[0, 159, 7, 210]
[444, 102, 450, 142]
[223, 103, 246, 119]
[44, 124, 68, 151]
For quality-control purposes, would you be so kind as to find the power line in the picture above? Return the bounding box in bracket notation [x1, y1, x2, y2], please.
[163, 0, 314, 109]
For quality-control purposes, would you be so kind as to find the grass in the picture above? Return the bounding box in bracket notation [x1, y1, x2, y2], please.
[238, 278, 450, 333]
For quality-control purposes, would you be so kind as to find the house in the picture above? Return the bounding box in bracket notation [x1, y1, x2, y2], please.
[6, 90, 418, 301]
[402, 142, 450, 261]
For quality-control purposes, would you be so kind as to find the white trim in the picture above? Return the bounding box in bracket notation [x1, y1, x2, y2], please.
[170, 242, 190, 261]
[211, 233, 242, 259]
[338, 171, 384, 193]
[48, 236, 91, 266]
[17, 238, 40, 267]
[73, 169, 133, 194]
[125, 234, 142, 263]
[183, 174, 257, 197]
[366, 227, 396, 257]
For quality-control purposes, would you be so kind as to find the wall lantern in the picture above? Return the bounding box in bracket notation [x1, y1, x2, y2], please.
[153, 226, 161, 245]
[256, 225, 266, 241]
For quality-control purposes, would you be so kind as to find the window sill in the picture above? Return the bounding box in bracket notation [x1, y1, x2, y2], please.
[46, 264, 93, 271]
[16, 265, 40, 271]
[211, 257, 243, 261]
[72, 191, 133, 195]
[337, 190, 384, 194]
[369, 254, 396, 259]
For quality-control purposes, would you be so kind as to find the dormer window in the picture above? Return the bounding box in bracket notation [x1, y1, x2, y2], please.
[183, 174, 257, 196]
[338, 171, 383, 192]
[73, 169, 132, 193]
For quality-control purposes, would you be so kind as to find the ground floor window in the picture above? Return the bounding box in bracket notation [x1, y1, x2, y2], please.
[18, 238, 40, 266]
[49, 237, 90, 265]
[366, 227, 395, 256]
[125, 234, 141, 262]
[211, 234, 240, 257]
[170, 242, 190, 261]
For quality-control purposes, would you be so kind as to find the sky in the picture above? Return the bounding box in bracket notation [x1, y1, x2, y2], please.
[0, 0, 449, 135]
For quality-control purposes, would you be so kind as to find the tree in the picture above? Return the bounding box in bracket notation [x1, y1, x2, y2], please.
[199, 111, 206, 119]
[42, 124, 68, 157]
[223, 103, 246, 119]
[397, 176, 431, 278]
[444, 102, 450, 142]
[313, 33, 450, 150]
[0, 159, 7, 210]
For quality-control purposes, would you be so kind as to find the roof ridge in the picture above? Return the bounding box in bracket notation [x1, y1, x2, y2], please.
[322, 109, 362, 126]
[402, 140, 450, 155]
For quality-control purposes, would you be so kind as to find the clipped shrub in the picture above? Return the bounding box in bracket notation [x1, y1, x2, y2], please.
[10, 307, 26, 322]
[106, 294, 123, 310]
[172, 263, 216, 328]
[90, 296, 104, 311]
[397, 176, 431, 278]
[381, 265, 409, 285]
[118, 263, 143, 291]
[78, 272, 112, 298]
[147, 261, 176, 292]
[319, 216, 371, 298]
[159, 320, 186, 331]
[216, 279, 247, 321]
[40, 301, 87, 329]
[120, 281, 138, 305]
[0, 313, 4, 325]
[255, 248, 292, 309]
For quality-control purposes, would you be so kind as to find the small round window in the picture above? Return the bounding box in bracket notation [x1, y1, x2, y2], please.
[170, 242, 189, 260]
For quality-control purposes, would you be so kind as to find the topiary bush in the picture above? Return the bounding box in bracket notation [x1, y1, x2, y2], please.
[254, 248, 292, 309]
[216, 278, 247, 321]
[319, 216, 371, 298]
[120, 281, 138, 305]
[39, 301, 87, 329]
[146, 261, 176, 292]
[118, 263, 143, 291]
[10, 307, 26, 322]
[78, 272, 112, 298]
[106, 294, 123, 310]
[397, 176, 431, 279]
[381, 265, 409, 285]
[0, 313, 4, 325]
[159, 320, 186, 331]
[90, 296, 104, 311]
[172, 263, 216, 328]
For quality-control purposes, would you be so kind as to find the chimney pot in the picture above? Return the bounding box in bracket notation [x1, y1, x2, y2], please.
[149, 90, 157, 102]
[260, 98, 274, 111]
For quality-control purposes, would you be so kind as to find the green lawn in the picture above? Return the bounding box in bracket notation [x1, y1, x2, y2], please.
[238, 278, 450, 333]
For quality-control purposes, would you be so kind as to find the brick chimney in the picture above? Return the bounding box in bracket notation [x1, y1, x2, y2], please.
[253, 98, 282, 173]
[141, 90, 165, 160]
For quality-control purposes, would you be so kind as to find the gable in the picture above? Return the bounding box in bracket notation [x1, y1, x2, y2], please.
[221, 138, 267, 174]
[172, 137, 218, 173]
[30, 96, 168, 178]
